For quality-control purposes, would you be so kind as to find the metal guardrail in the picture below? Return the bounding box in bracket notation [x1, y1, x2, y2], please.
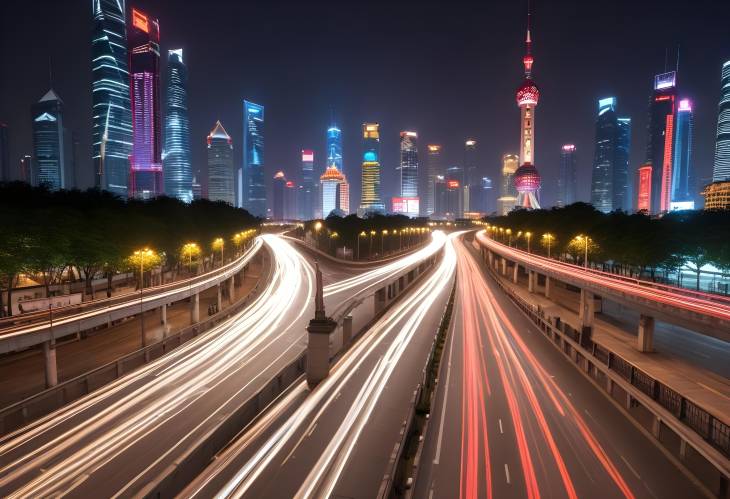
[0, 249, 273, 435]
[482, 255, 730, 496]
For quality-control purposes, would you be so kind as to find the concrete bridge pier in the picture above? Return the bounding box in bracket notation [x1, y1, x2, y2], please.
[191, 292, 200, 323]
[228, 276, 235, 303]
[544, 275, 551, 298]
[528, 271, 535, 293]
[43, 340, 58, 388]
[501, 258, 507, 276]
[579, 288, 595, 345]
[638, 314, 655, 352]
[217, 284, 222, 312]
[160, 303, 167, 325]
[513, 262, 519, 284]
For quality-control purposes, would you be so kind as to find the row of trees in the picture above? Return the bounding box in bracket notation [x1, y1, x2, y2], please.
[0, 182, 259, 316]
[486, 203, 730, 289]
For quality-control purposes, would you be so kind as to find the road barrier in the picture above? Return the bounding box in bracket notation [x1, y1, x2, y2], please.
[378, 276, 457, 499]
[0, 250, 272, 435]
[481, 248, 730, 498]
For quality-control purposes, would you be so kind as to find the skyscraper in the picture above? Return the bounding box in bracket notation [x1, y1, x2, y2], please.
[31, 90, 74, 190]
[637, 164, 652, 212]
[321, 165, 348, 217]
[359, 123, 385, 214]
[671, 99, 695, 209]
[590, 98, 631, 212]
[128, 8, 162, 199]
[557, 144, 577, 207]
[424, 144, 442, 216]
[614, 117, 632, 211]
[299, 149, 316, 220]
[646, 71, 677, 213]
[241, 101, 265, 216]
[397, 131, 419, 216]
[703, 60, 730, 210]
[19, 155, 32, 184]
[497, 153, 518, 215]
[163, 49, 192, 202]
[464, 139, 478, 212]
[92, 0, 132, 196]
[327, 124, 343, 172]
[513, 14, 541, 210]
[273, 171, 287, 221]
[712, 61, 730, 182]
[207, 120, 234, 205]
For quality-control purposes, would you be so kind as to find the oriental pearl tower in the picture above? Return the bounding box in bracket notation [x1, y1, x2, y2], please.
[513, 7, 541, 209]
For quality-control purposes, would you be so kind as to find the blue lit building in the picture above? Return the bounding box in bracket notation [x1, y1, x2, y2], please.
[240, 101, 265, 216]
[299, 149, 316, 219]
[614, 117, 632, 211]
[557, 145, 577, 207]
[327, 124, 343, 172]
[671, 99, 695, 208]
[92, 0, 132, 196]
[400, 131, 419, 198]
[591, 97, 631, 212]
[163, 49, 193, 202]
[31, 90, 75, 190]
[712, 61, 730, 182]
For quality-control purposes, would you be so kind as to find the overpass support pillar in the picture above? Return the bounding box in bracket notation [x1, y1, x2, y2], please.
[343, 315, 353, 346]
[579, 289, 594, 345]
[217, 284, 222, 312]
[545, 276, 551, 299]
[501, 258, 507, 276]
[528, 271, 535, 293]
[160, 303, 167, 325]
[191, 292, 200, 323]
[374, 287, 387, 315]
[512, 262, 519, 283]
[43, 340, 58, 388]
[229, 276, 235, 303]
[638, 314, 655, 352]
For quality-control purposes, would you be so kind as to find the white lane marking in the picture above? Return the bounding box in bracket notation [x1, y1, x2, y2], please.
[498, 419, 504, 434]
[620, 455, 641, 480]
[504, 463, 511, 484]
[307, 422, 318, 437]
[433, 321, 457, 465]
[428, 488, 434, 499]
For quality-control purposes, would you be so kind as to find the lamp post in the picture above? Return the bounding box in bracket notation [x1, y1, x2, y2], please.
[133, 248, 155, 347]
[575, 235, 591, 268]
[358, 231, 366, 260]
[542, 233, 554, 258]
[369, 230, 376, 258]
[381, 229, 388, 255]
[525, 231, 532, 253]
[314, 221, 323, 251]
[506, 229, 512, 247]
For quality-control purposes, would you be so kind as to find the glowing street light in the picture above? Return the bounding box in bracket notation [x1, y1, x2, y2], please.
[542, 233, 555, 258]
[525, 231, 532, 253]
[212, 237, 225, 266]
[381, 229, 388, 255]
[574, 234, 592, 268]
[181, 242, 200, 273]
[506, 228, 512, 247]
[358, 231, 367, 260]
[130, 248, 158, 347]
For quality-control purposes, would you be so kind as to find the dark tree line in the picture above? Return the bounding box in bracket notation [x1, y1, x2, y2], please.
[487, 203, 730, 289]
[0, 182, 259, 316]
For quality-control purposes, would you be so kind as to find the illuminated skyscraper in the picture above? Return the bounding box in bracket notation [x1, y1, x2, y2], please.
[92, 0, 132, 196]
[557, 145, 577, 207]
[712, 61, 730, 182]
[424, 144, 442, 216]
[327, 124, 343, 173]
[163, 49, 192, 202]
[670, 99, 695, 209]
[207, 120, 234, 205]
[590, 98, 631, 213]
[645, 71, 677, 213]
[299, 149, 316, 219]
[128, 8, 162, 199]
[31, 90, 74, 190]
[637, 164, 652, 212]
[359, 123, 385, 214]
[513, 12, 541, 209]
[273, 171, 287, 220]
[321, 165, 349, 216]
[497, 153, 518, 215]
[400, 131, 419, 197]
[615, 117, 632, 211]
[241, 101, 265, 216]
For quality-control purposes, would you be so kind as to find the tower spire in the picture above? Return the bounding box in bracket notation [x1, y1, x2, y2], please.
[523, 0, 534, 77]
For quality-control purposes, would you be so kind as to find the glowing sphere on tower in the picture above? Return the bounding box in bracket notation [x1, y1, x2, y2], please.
[513, 163, 541, 193]
[516, 79, 540, 106]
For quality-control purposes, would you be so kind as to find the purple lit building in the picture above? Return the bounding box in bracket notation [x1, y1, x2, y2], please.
[128, 8, 162, 199]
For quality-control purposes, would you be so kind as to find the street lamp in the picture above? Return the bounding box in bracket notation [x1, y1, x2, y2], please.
[575, 235, 591, 268]
[525, 232, 532, 253]
[329, 231, 338, 252]
[381, 229, 388, 255]
[542, 233, 555, 258]
[314, 221, 323, 250]
[132, 248, 156, 347]
[212, 237, 225, 267]
[369, 230, 376, 257]
[181, 242, 200, 273]
[358, 231, 367, 260]
[506, 228, 512, 247]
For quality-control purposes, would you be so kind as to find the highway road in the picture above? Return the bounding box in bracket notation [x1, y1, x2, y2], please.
[0, 233, 445, 498]
[415, 236, 705, 499]
[179, 232, 460, 498]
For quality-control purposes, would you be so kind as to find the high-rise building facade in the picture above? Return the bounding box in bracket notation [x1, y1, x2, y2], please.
[241, 101, 265, 216]
[590, 98, 631, 212]
[513, 18, 541, 209]
[645, 71, 677, 213]
[128, 8, 162, 199]
[614, 117, 632, 211]
[557, 144, 577, 207]
[636, 164, 652, 212]
[497, 153, 518, 215]
[31, 90, 74, 190]
[359, 123, 385, 214]
[299, 149, 316, 220]
[327, 124, 343, 173]
[273, 171, 287, 221]
[92, 0, 132, 196]
[670, 99, 695, 209]
[207, 120, 234, 205]
[400, 131, 419, 197]
[321, 165, 349, 216]
[163, 49, 192, 202]
[424, 144, 442, 216]
[703, 60, 730, 210]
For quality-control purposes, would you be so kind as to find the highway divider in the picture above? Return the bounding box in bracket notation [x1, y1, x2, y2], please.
[377, 275, 457, 499]
[480, 247, 730, 498]
[0, 249, 273, 435]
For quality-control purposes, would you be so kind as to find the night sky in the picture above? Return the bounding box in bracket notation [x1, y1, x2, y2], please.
[1, 0, 729, 208]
